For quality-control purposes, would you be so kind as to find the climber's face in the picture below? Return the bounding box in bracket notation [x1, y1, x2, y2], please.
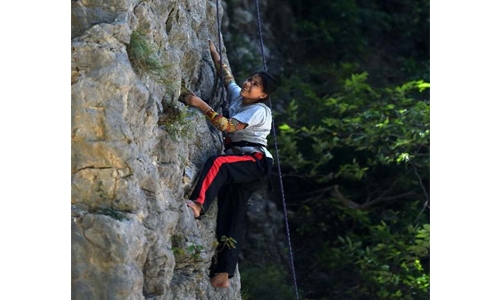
[240, 74, 268, 104]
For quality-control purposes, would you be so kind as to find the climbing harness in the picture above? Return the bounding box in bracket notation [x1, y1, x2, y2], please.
[213, 1, 300, 298]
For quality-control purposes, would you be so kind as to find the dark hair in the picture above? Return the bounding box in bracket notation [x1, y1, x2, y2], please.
[254, 71, 278, 100]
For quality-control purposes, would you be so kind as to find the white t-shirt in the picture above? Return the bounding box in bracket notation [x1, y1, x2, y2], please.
[225, 82, 273, 160]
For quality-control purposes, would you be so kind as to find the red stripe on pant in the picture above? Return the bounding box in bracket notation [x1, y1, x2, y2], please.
[195, 153, 262, 205]
[189, 152, 268, 277]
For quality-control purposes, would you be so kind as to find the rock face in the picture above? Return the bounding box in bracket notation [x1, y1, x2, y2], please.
[71, 0, 239, 299]
[71, 0, 289, 299]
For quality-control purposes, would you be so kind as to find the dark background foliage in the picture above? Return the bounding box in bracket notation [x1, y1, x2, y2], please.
[226, 1, 429, 299]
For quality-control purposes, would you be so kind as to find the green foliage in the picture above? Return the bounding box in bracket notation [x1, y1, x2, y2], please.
[317, 221, 430, 299]
[220, 235, 237, 249]
[158, 102, 196, 141]
[291, 196, 429, 299]
[287, 0, 430, 85]
[275, 71, 429, 187]
[226, 1, 430, 298]
[127, 31, 174, 86]
[171, 235, 204, 261]
[186, 244, 204, 260]
[95, 208, 127, 221]
[214, 235, 238, 256]
[270, 70, 429, 299]
[240, 265, 296, 300]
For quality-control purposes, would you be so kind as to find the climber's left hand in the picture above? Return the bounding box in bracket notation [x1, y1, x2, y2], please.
[183, 94, 206, 108]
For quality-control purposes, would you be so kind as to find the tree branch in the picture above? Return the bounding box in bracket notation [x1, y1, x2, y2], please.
[330, 185, 417, 210]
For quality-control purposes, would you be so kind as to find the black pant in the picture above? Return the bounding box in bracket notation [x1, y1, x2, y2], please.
[189, 152, 272, 278]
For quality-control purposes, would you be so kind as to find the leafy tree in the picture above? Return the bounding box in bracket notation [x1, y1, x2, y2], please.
[270, 71, 429, 299]
[285, 0, 430, 86]
[225, 0, 430, 298]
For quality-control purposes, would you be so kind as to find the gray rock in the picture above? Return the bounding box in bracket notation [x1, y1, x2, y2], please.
[72, 0, 285, 299]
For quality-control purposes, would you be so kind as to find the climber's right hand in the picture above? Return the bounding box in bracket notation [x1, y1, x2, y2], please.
[208, 40, 235, 86]
[209, 40, 221, 67]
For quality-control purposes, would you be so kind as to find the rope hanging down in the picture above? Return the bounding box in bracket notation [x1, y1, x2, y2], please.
[253, 1, 300, 299]
[214, 1, 300, 298]
[215, 0, 227, 117]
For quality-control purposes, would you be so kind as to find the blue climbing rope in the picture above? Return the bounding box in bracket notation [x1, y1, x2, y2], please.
[254, 1, 300, 299]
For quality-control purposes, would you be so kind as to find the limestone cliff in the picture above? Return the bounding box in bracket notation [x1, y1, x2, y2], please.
[71, 0, 291, 299]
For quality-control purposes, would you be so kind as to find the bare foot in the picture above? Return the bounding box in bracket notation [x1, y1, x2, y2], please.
[186, 200, 202, 218]
[210, 273, 229, 288]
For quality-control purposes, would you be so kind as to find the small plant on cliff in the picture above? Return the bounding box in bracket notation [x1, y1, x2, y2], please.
[213, 235, 237, 253]
[127, 31, 173, 86]
[220, 235, 237, 249]
[95, 208, 127, 221]
[186, 244, 204, 260]
[158, 102, 195, 141]
[171, 235, 204, 261]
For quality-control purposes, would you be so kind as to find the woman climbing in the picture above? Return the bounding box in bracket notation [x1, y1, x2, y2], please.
[180, 39, 278, 288]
